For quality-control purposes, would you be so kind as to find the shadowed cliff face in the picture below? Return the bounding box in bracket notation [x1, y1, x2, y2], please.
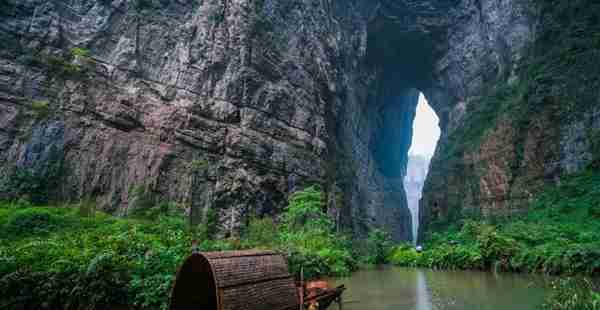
[333, 0, 453, 240]
[330, 0, 537, 241]
[1, 0, 596, 241]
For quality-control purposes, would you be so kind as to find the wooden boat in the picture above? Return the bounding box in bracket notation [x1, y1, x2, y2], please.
[169, 250, 346, 310]
[302, 283, 346, 310]
[169, 250, 298, 310]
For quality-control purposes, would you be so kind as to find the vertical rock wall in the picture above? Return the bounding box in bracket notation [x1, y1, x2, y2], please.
[0, 0, 338, 235]
[419, 0, 600, 239]
[2, 0, 596, 241]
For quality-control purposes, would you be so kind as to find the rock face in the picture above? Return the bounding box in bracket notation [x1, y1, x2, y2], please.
[419, 0, 600, 240]
[0, 0, 334, 236]
[0, 0, 598, 241]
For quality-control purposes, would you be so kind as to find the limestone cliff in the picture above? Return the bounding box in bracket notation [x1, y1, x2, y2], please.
[0, 0, 597, 241]
[419, 0, 600, 239]
[0, 0, 336, 237]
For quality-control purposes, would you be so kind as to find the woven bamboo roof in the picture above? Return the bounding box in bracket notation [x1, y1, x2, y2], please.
[169, 250, 298, 310]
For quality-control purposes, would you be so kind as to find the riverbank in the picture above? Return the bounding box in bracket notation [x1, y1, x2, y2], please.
[1, 170, 599, 309]
[388, 169, 600, 309]
[389, 169, 600, 275]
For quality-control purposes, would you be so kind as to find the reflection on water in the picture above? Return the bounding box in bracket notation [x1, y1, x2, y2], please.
[330, 267, 550, 310]
[415, 269, 432, 310]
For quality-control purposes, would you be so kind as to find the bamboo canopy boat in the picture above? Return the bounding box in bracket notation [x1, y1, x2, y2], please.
[303, 282, 346, 310]
[169, 250, 345, 310]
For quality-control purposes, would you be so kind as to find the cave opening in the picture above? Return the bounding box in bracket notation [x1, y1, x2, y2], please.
[364, 86, 443, 242]
[341, 1, 452, 242]
[404, 93, 440, 244]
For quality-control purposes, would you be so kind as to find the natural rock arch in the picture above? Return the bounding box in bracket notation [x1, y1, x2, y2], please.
[326, 0, 535, 241]
[2, 0, 575, 243]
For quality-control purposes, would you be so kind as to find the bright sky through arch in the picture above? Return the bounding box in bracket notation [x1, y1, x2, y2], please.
[408, 93, 440, 157]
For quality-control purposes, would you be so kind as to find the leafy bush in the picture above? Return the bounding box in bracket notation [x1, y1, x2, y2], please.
[0, 206, 192, 309]
[7, 146, 64, 204]
[388, 244, 420, 266]
[277, 186, 356, 278]
[78, 199, 96, 218]
[543, 278, 600, 310]
[46, 55, 87, 80]
[0, 186, 358, 309]
[242, 216, 278, 249]
[41, 47, 95, 81]
[2, 208, 66, 238]
[390, 169, 600, 276]
[363, 229, 393, 265]
[133, 201, 185, 221]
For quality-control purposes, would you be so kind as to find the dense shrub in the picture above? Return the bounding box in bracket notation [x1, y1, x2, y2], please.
[242, 216, 279, 249]
[388, 244, 420, 266]
[0, 209, 191, 309]
[0, 186, 359, 309]
[2, 208, 66, 238]
[387, 170, 600, 310]
[5, 169, 597, 309]
[388, 169, 600, 276]
[6, 145, 64, 204]
[264, 186, 357, 278]
[362, 229, 394, 265]
[542, 278, 600, 310]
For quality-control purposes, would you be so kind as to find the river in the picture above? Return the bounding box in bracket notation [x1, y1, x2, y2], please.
[331, 267, 550, 310]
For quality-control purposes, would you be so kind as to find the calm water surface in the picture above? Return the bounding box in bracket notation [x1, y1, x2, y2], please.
[330, 267, 550, 310]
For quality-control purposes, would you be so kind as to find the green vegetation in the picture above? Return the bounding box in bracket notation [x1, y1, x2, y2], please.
[363, 229, 394, 265]
[399, 2, 600, 304]
[1, 175, 598, 309]
[128, 184, 157, 216]
[45, 55, 87, 80]
[543, 278, 600, 310]
[187, 158, 208, 170]
[389, 169, 600, 276]
[390, 169, 600, 309]
[6, 146, 64, 205]
[40, 48, 92, 81]
[70, 47, 91, 58]
[30, 100, 50, 119]
[0, 203, 191, 309]
[0, 186, 367, 309]
[431, 0, 600, 230]
[243, 186, 357, 279]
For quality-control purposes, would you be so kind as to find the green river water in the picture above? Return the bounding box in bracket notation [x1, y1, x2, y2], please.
[331, 267, 550, 310]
